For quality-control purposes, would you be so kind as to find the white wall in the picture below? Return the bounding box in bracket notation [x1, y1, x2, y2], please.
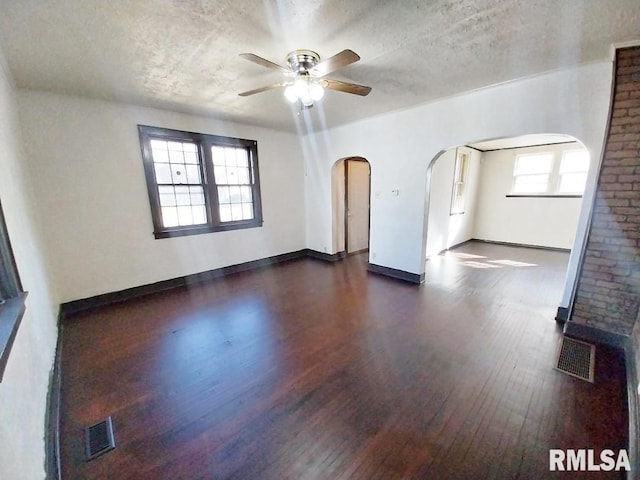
[474, 143, 585, 249]
[426, 147, 481, 257]
[17, 92, 306, 303]
[303, 62, 611, 291]
[0, 53, 58, 479]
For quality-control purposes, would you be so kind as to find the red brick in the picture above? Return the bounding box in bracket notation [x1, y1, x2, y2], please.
[602, 183, 633, 191]
[615, 91, 630, 101]
[608, 133, 640, 142]
[599, 174, 619, 183]
[617, 82, 640, 92]
[616, 99, 640, 109]
[605, 198, 630, 207]
[619, 175, 640, 183]
[613, 190, 640, 199]
[618, 65, 640, 76]
[611, 116, 638, 126]
[602, 166, 636, 175]
[617, 158, 640, 167]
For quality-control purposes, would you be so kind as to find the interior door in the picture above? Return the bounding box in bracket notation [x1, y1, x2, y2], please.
[346, 160, 370, 253]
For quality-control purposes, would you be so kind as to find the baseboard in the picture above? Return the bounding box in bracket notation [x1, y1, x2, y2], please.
[437, 239, 474, 255]
[555, 306, 570, 323]
[367, 262, 424, 284]
[471, 238, 571, 253]
[304, 249, 346, 262]
[61, 250, 308, 316]
[45, 318, 63, 480]
[563, 321, 631, 350]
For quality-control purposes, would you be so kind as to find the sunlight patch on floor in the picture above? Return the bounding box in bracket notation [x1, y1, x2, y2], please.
[444, 252, 487, 259]
[488, 259, 538, 267]
[460, 261, 501, 269]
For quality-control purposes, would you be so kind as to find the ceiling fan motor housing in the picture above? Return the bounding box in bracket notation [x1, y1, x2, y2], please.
[286, 50, 320, 74]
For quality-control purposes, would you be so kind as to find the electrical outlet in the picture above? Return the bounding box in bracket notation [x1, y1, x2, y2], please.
[372, 252, 376, 259]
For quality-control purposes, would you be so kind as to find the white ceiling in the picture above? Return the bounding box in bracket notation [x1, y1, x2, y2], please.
[0, 0, 638, 133]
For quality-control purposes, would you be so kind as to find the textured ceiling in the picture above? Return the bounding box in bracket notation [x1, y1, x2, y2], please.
[0, 0, 638, 132]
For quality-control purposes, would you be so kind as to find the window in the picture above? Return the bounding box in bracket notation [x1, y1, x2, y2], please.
[138, 126, 263, 238]
[450, 149, 470, 214]
[512, 153, 554, 194]
[510, 148, 590, 196]
[558, 150, 590, 194]
[0, 198, 27, 382]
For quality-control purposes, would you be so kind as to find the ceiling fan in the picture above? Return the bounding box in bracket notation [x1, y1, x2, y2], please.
[238, 49, 372, 108]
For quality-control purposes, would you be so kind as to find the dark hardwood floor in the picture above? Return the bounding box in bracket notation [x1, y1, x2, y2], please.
[60, 242, 628, 479]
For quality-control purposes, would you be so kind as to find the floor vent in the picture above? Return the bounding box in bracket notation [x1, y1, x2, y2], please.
[85, 416, 115, 461]
[555, 336, 595, 383]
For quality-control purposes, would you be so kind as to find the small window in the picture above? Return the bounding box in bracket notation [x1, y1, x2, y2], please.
[511, 153, 553, 194]
[558, 150, 590, 194]
[450, 149, 469, 214]
[138, 126, 263, 238]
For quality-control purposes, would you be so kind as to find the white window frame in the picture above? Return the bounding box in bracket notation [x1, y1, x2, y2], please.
[556, 149, 590, 195]
[450, 148, 470, 215]
[510, 152, 554, 195]
[509, 147, 589, 197]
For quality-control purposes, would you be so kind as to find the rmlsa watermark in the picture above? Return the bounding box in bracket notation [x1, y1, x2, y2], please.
[549, 449, 630, 472]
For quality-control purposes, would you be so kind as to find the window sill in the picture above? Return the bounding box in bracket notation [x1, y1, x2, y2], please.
[154, 220, 264, 239]
[505, 194, 582, 198]
[0, 291, 28, 382]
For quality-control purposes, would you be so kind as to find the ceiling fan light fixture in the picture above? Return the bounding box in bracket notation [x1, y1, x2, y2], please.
[240, 49, 371, 104]
[309, 82, 324, 101]
[284, 85, 298, 103]
[284, 76, 324, 106]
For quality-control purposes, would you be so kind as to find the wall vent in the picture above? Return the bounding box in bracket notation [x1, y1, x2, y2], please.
[85, 416, 115, 461]
[555, 336, 595, 383]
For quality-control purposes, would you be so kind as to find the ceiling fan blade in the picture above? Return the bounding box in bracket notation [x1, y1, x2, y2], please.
[239, 53, 290, 73]
[322, 79, 372, 96]
[311, 49, 360, 76]
[238, 83, 286, 97]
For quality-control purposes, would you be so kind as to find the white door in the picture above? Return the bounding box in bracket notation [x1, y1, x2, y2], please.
[346, 160, 370, 253]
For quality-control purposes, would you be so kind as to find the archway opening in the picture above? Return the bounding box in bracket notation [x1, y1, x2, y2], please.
[423, 133, 592, 318]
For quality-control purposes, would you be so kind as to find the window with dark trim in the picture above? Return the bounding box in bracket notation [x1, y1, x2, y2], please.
[138, 125, 263, 239]
[0, 197, 27, 382]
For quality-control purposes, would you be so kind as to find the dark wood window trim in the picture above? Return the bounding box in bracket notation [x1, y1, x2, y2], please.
[0, 198, 26, 382]
[138, 125, 263, 239]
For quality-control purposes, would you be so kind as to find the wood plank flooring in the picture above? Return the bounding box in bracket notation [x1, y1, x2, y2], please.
[59, 242, 628, 479]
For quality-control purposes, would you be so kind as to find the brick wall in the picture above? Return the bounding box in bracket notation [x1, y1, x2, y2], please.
[570, 46, 640, 335]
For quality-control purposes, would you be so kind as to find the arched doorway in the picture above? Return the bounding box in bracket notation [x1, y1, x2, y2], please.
[422, 134, 592, 318]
